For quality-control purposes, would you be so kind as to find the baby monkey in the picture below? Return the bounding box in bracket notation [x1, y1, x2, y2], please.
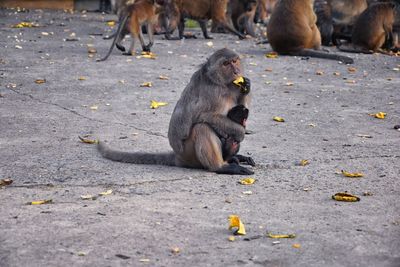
[222, 104, 255, 167]
[218, 77, 255, 169]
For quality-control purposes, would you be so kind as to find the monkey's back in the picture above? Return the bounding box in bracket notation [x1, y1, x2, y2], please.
[352, 3, 395, 50]
[267, 0, 316, 53]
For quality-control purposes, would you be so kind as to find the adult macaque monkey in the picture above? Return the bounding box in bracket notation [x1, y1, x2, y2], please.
[98, 48, 255, 175]
[338, 2, 397, 53]
[164, 0, 246, 40]
[97, 0, 162, 61]
[267, 0, 354, 64]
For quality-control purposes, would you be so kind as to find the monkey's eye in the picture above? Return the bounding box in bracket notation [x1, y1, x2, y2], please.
[231, 59, 238, 64]
[223, 61, 230, 66]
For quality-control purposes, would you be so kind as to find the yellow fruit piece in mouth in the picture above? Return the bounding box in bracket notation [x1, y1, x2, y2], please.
[233, 76, 244, 86]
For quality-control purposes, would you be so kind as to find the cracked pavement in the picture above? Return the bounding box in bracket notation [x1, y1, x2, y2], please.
[0, 8, 399, 267]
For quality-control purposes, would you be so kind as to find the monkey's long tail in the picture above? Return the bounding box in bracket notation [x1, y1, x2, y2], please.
[97, 14, 129, 62]
[290, 49, 354, 64]
[97, 141, 176, 166]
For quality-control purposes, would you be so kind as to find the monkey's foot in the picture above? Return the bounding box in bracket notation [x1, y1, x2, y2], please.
[122, 52, 134, 56]
[234, 154, 256, 166]
[183, 33, 197, 39]
[204, 35, 214, 40]
[116, 43, 126, 52]
[142, 45, 151, 52]
[216, 163, 254, 175]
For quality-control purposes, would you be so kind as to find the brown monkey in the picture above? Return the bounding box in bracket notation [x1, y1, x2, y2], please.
[314, 0, 334, 46]
[328, 0, 368, 45]
[103, 0, 137, 40]
[232, 0, 258, 37]
[255, 0, 277, 24]
[98, 0, 162, 61]
[98, 48, 255, 175]
[338, 2, 397, 53]
[212, 0, 258, 36]
[267, 0, 354, 64]
[164, 0, 246, 40]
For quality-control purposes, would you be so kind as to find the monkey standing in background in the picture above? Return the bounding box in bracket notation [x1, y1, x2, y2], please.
[97, 0, 161, 61]
[232, 0, 258, 37]
[328, 0, 368, 45]
[338, 2, 397, 53]
[314, 0, 334, 46]
[164, 0, 246, 40]
[255, 0, 277, 24]
[267, 0, 354, 64]
[98, 48, 255, 175]
[212, 0, 258, 36]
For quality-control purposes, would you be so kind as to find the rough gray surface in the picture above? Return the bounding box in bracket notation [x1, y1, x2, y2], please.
[1, 9, 399, 267]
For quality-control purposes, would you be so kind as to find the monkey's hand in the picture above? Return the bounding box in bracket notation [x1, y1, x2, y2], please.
[233, 77, 251, 94]
[199, 113, 246, 142]
[241, 77, 251, 94]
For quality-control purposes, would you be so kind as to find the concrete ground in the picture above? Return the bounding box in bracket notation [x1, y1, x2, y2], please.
[0, 8, 399, 267]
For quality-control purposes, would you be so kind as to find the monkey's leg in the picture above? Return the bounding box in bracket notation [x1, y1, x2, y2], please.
[192, 124, 253, 175]
[165, 13, 181, 40]
[198, 20, 213, 39]
[144, 22, 154, 52]
[178, 17, 186, 39]
[244, 16, 256, 37]
[137, 23, 149, 52]
[115, 28, 128, 52]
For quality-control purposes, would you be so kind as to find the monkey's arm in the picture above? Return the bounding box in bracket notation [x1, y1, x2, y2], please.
[197, 113, 246, 142]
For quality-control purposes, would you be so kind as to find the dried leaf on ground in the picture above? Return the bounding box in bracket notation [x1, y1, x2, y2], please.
[228, 236, 235, 242]
[0, 179, 13, 187]
[267, 233, 296, 239]
[27, 199, 53, 205]
[341, 170, 364, 178]
[81, 194, 97, 200]
[158, 75, 169, 80]
[99, 189, 113, 196]
[356, 134, 372, 138]
[332, 192, 360, 202]
[265, 52, 278, 58]
[299, 159, 309, 166]
[273, 116, 285, 122]
[78, 76, 86, 81]
[171, 247, 180, 254]
[228, 215, 246, 235]
[35, 79, 46, 84]
[79, 135, 98, 144]
[12, 22, 39, 28]
[140, 51, 157, 59]
[369, 112, 386, 119]
[292, 243, 301, 248]
[239, 178, 255, 185]
[140, 82, 152, 87]
[150, 100, 168, 109]
[348, 67, 357, 73]
[106, 20, 116, 26]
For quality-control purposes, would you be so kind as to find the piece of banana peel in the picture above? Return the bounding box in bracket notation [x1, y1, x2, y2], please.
[332, 192, 360, 202]
[232, 77, 249, 94]
[267, 233, 296, 239]
[228, 215, 246, 235]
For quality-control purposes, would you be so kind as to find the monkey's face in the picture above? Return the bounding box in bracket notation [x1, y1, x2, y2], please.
[222, 57, 243, 81]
